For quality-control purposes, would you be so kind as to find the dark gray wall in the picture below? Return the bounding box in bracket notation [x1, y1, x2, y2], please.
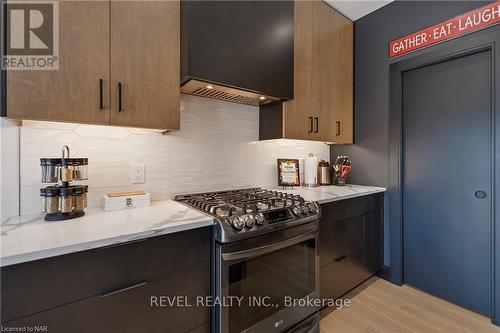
[331, 0, 494, 265]
[331, 0, 492, 185]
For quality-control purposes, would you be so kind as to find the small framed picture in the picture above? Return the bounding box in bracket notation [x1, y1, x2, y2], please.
[277, 159, 300, 187]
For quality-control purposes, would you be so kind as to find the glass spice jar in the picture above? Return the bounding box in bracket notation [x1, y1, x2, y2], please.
[73, 186, 86, 211]
[59, 187, 74, 213]
[84, 185, 88, 208]
[40, 158, 62, 183]
[43, 187, 60, 214]
[73, 158, 88, 181]
[60, 164, 74, 182]
[40, 188, 47, 213]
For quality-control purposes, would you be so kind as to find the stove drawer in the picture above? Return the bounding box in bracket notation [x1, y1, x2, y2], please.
[1, 227, 211, 323]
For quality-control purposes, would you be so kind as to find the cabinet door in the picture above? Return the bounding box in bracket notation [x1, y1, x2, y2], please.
[283, 1, 353, 143]
[319, 211, 334, 267]
[329, 10, 353, 144]
[314, 2, 353, 143]
[110, 0, 180, 130]
[310, 0, 335, 142]
[320, 249, 365, 301]
[282, 0, 315, 141]
[3, 263, 210, 333]
[365, 210, 383, 274]
[6, 1, 110, 124]
[1, 227, 210, 323]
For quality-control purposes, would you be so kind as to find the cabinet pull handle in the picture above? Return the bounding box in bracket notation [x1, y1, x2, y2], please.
[308, 117, 313, 133]
[336, 121, 341, 136]
[99, 79, 104, 110]
[334, 255, 347, 262]
[100, 280, 147, 298]
[118, 82, 123, 112]
[314, 117, 319, 133]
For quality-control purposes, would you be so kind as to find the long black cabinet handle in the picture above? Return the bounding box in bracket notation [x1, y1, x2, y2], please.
[336, 121, 341, 136]
[314, 117, 319, 133]
[100, 280, 147, 298]
[99, 79, 104, 110]
[334, 255, 347, 262]
[308, 117, 313, 133]
[118, 82, 123, 112]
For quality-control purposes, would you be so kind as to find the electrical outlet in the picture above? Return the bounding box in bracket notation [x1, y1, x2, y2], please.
[131, 165, 146, 184]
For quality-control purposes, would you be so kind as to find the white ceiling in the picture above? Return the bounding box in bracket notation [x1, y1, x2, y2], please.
[325, 0, 393, 21]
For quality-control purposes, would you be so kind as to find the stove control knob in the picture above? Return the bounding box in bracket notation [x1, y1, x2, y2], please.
[232, 217, 245, 230]
[255, 213, 265, 225]
[292, 206, 302, 216]
[300, 205, 310, 214]
[245, 214, 256, 228]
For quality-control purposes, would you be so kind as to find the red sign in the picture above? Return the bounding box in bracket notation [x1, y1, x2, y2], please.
[389, 1, 500, 58]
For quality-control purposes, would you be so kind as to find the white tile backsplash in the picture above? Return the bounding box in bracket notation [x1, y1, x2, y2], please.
[19, 95, 329, 215]
[1, 118, 20, 222]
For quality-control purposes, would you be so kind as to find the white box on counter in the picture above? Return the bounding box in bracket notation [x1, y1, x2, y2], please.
[102, 191, 151, 212]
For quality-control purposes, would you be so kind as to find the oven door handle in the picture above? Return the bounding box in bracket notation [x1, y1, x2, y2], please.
[222, 229, 317, 261]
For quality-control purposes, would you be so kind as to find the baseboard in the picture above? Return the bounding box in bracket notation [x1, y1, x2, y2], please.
[376, 266, 392, 281]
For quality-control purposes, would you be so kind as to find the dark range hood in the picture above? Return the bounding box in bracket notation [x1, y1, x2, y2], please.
[181, 1, 294, 107]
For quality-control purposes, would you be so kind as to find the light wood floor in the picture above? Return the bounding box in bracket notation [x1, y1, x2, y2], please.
[320, 277, 500, 333]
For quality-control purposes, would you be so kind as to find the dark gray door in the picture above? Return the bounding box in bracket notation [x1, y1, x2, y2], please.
[403, 50, 492, 316]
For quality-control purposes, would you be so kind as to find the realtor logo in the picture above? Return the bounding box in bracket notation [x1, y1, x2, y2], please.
[2, 0, 59, 70]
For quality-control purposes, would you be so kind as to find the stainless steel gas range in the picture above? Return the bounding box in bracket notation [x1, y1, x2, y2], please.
[175, 188, 321, 333]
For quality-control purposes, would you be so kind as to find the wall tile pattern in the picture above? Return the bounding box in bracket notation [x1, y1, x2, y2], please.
[19, 95, 329, 215]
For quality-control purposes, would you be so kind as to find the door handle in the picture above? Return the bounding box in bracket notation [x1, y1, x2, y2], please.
[308, 117, 313, 133]
[118, 82, 123, 112]
[99, 79, 104, 110]
[314, 117, 319, 133]
[474, 191, 487, 199]
[336, 121, 341, 136]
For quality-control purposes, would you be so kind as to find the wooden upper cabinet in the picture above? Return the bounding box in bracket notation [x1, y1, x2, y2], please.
[110, 0, 180, 130]
[283, 0, 314, 141]
[283, 0, 353, 143]
[330, 9, 353, 144]
[6, 1, 111, 125]
[4, 0, 180, 130]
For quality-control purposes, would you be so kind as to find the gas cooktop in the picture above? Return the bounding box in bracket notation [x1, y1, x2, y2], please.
[174, 188, 320, 243]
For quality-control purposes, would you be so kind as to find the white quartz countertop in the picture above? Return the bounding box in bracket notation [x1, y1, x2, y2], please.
[275, 184, 386, 205]
[0, 184, 385, 267]
[0, 200, 214, 267]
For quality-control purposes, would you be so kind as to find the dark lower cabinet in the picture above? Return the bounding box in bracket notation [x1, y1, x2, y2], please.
[319, 194, 383, 302]
[1, 227, 211, 333]
[365, 210, 383, 274]
[320, 249, 366, 301]
[3, 263, 210, 333]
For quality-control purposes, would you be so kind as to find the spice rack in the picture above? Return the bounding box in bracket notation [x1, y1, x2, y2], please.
[40, 145, 88, 221]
